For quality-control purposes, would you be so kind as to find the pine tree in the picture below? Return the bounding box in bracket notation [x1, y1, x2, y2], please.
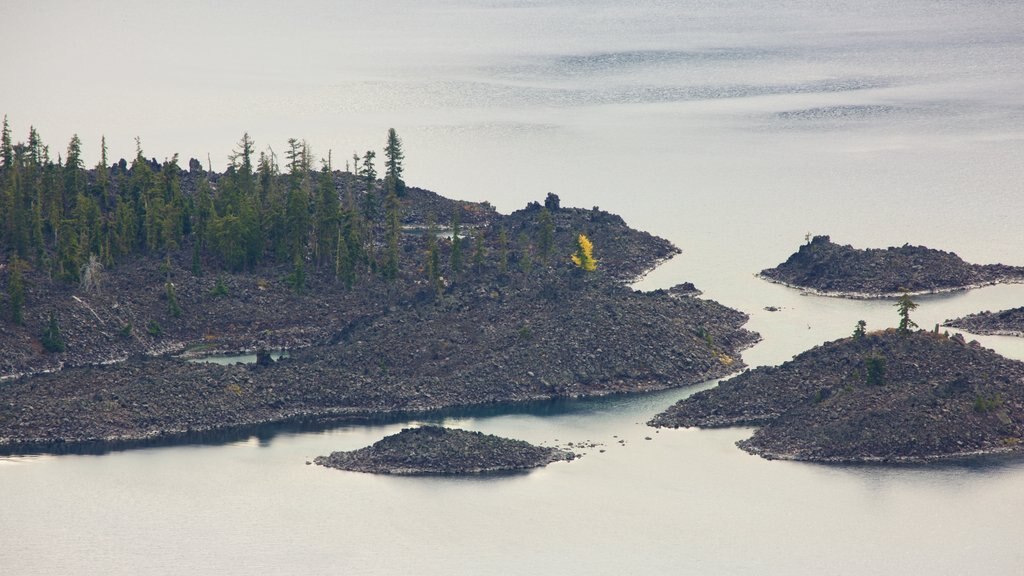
[853, 320, 866, 339]
[895, 292, 918, 335]
[0, 115, 12, 170]
[166, 282, 182, 317]
[381, 189, 400, 282]
[41, 313, 65, 353]
[384, 128, 405, 197]
[360, 150, 377, 219]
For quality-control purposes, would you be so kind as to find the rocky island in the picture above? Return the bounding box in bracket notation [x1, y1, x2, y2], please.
[760, 235, 1024, 297]
[0, 127, 757, 454]
[650, 329, 1024, 463]
[944, 307, 1024, 338]
[314, 426, 573, 474]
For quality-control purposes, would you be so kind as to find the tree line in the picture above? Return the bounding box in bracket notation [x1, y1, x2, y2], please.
[0, 117, 407, 294]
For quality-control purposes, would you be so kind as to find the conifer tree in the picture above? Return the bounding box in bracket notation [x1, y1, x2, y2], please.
[0, 115, 12, 170]
[381, 189, 400, 282]
[571, 233, 597, 272]
[384, 128, 405, 197]
[41, 313, 65, 353]
[360, 150, 377, 219]
[895, 292, 918, 335]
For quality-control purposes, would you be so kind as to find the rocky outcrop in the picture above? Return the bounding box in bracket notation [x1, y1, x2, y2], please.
[314, 426, 573, 474]
[0, 182, 757, 454]
[650, 330, 1024, 463]
[944, 307, 1024, 338]
[759, 235, 1024, 298]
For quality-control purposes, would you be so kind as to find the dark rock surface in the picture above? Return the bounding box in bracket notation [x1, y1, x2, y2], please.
[0, 179, 756, 454]
[314, 426, 573, 474]
[760, 235, 1024, 297]
[944, 307, 1024, 338]
[650, 330, 1024, 463]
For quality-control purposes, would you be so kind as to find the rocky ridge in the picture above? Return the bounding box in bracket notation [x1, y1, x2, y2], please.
[650, 330, 1024, 463]
[760, 235, 1024, 298]
[314, 426, 573, 474]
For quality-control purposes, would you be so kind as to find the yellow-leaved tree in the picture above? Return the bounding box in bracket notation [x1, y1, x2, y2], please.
[571, 233, 597, 272]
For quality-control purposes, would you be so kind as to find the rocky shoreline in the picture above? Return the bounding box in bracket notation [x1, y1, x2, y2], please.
[314, 426, 574, 474]
[0, 184, 757, 454]
[760, 235, 1024, 298]
[650, 330, 1024, 463]
[944, 307, 1024, 338]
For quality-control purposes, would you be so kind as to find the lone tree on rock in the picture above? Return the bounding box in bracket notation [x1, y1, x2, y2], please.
[571, 234, 597, 272]
[384, 128, 405, 197]
[853, 320, 866, 339]
[895, 292, 918, 335]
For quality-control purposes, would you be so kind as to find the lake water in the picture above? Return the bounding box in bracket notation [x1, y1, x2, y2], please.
[2, 1, 1024, 574]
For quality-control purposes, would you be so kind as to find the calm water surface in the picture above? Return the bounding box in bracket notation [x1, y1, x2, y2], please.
[1, 1, 1023, 574]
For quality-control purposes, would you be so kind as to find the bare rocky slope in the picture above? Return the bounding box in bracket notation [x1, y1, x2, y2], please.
[760, 235, 1024, 297]
[651, 330, 1024, 463]
[944, 307, 1024, 338]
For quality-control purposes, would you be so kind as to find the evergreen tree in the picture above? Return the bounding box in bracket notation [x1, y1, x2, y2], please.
[384, 128, 405, 197]
[381, 189, 400, 282]
[314, 162, 340, 267]
[166, 282, 182, 317]
[41, 313, 65, 353]
[895, 292, 918, 335]
[360, 150, 377, 219]
[853, 320, 866, 339]
[0, 115, 11, 170]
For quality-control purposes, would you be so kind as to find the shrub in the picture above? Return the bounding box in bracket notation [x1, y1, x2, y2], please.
[864, 353, 886, 386]
[41, 313, 65, 353]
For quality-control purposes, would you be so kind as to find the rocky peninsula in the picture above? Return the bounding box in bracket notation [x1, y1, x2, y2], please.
[944, 307, 1024, 338]
[650, 330, 1024, 463]
[314, 426, 573, 474]
[0, 172, 757, 454]
[760, 235, 1024, 297]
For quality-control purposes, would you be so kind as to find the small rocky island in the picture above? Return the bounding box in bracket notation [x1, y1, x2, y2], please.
[314, 426, 573, 474]
[760, 235, 1024, 297]
[650, 330, 1024, 463]
[945, 307, 1024, 338]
